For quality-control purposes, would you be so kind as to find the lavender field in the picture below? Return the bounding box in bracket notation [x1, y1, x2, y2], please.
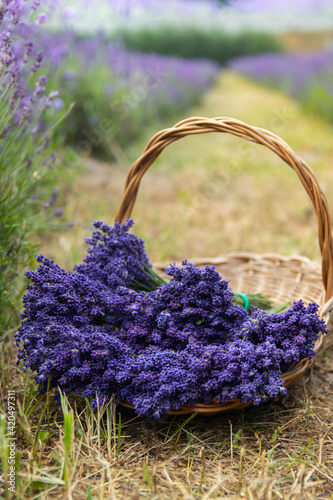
[229, 48, 333, 122]
[43, 33, 221, 156]
[14, 25, 221, 157]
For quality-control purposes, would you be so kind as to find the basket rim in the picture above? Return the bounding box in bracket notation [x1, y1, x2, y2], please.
[115, 116, 333, 303]
[152, 251, 323, 270]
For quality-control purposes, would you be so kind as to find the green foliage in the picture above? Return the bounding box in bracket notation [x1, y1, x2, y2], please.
[117, 413, 122, 457]
[233, 428, 243, 445]
[142, 463, 152, 490]
[271, 427, 282, 441]
[303, 82, 333, 123]
[114, 26, 283, 64]
[0, 94, 73, 337]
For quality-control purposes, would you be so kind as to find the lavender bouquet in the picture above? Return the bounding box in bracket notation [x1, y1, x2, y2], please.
[16, 220, 327, 418]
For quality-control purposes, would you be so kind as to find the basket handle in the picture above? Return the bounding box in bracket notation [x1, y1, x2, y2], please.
[115, 116, 333, 302]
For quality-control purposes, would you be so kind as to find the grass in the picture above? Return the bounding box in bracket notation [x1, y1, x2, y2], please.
[2, 71, 333, 498]
[113, 25, 283, 64]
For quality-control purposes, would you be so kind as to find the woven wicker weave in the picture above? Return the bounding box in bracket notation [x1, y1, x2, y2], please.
[115, 117, 333, 415]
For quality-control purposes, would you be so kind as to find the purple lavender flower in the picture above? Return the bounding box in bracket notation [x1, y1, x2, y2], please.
[31, 1, 41, 11]
[74, 219, 162, 291]
[47, 187, 59, 206]
[1, 122, 11, 139]
[52, 97, 64, 111]
[63, 69, 74, 81]
[53, 207, 64, 218]
[1, 0, 64, 337]
[34, 75, 48, 94]
[25, 40, 33, 57]
[48, 91, 59, 99]
[31, 50, 43, 72]
[16, 222, 327, 418]
[35, 13, 48, 24]
[147, 261, 248, 349]
[237, 301, 327, 370]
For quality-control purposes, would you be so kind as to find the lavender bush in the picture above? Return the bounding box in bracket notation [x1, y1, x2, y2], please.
[229, 49, 333, 122]
[6, 5, 222, 159]
[0, 1, 69, 336]
[16, 220, 327, 418]
[37, 31, 221, 158]
[0, 0, 219, 333]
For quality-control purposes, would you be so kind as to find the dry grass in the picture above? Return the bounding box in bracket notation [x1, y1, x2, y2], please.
[2, 71, 333, 499]
[1, 336, 333, 499]
[278, 30, 333, 52]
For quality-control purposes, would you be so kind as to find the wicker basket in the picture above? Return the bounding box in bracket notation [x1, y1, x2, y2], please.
[115, 117, 333, 415]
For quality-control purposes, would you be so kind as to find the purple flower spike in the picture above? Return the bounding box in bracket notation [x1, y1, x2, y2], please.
[75, 219, 157, 291]
[35, 13, 48, 24]
[16, 220, 328, 418]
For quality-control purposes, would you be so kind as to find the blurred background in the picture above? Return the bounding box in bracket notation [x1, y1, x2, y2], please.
[37, 0, 333, 159]
[2, 0, 333, 332]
